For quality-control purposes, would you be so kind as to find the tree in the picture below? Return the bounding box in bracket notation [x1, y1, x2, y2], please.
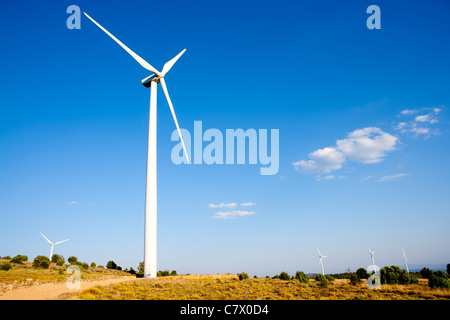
[170, 270, 178, 276]
[429, 271, 450, 289]
[356, 268, 369, 280]
[279, 272, 290, 281]
[10, 255, 28, 264]
[315, 274, 328, 285]
[90, 262, 96, 268]
[106, 260, 117, 270]
[420, 267, 433, 279]
[447, 264, 450, 275]
[68, 256, 78, 265]
[51, 254, 64, 264]
[138, 261, 144, 274]
[238, 272, 249, 280]
[349, 274, 360, 285]
[33, 255, 50, 269]
[295, 271, 309, 284]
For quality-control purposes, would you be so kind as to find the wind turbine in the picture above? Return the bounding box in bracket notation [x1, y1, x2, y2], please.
[402, 248, 409, 273]
[317, 248, 327, 276]
[83, 13, 190, 278]
[368, 247, 376, 267]
[40, 233, 70, 260]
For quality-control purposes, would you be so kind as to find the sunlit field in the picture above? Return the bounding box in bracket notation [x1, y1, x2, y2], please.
[69, 274, 450, 300]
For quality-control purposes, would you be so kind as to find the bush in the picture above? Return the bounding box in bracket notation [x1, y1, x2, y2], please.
[56, 259, 64, 266]
[90, 262, 96, 268]
[81, 262, 89, 270]
[238, 272, 249, 280]
[10, 255, 28, 264]
[295, 271, 310, 284]
[128, 267, 136, 275]
[315, 274, 328, 284]
[106, 260, 117, 270]
[272, 275, 279, 279]
[429, 272, 450, 289]
[157, 270, 170, 277]
[349, 274, 360, 285]
[447, 264, 450, 275]
[33, 255, 50, 268]
[420, 267, 433, 279]
[356, 268, 369, 280]
[279, 272, 290, 281]
[170, 270, 178, 276]
[68, 256, 79, 265]
[410, 274, 419, 284]
[326, 275, 335, 282]
[138, 262, 144, 274]
[2, 256, 11, 260]
[51, 254, 64, 263]
[253, 275, 257, 278]
[0, 262, 12, 271]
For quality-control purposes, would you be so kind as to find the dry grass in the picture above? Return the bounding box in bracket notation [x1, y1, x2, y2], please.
[69, 274, 450, 300]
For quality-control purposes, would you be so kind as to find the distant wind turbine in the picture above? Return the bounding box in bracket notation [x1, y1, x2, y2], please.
[40, 233, 70, 260]
[83, 12, 190, 278]
[368, 247, 376, 267]
[402, 248, 409, 273]
[317, 248, 327, 276]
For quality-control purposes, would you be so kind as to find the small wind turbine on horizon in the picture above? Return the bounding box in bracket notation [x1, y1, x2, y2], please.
[402, 248, 409, 273]
[317, 248, 327, 276]
[368, 247, 376, 268]
[83, 12, 190, 278]
[40, 233, 70, 260]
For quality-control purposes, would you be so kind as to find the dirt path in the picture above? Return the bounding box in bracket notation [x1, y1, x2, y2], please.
[0, 276, 138, 300]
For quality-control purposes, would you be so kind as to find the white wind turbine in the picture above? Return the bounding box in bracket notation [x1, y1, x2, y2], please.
[368, 247, 376, 268]
[40, 233, 70, 260]
[317, 248, 327, 276]
[84, 13, 190, 278]
[402, 248, 409, 273]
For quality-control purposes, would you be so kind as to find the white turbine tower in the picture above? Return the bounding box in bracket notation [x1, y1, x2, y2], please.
[402, 248, 409, 273]
[317, 248, 327, 276]
[368, 247, 376, 268]
[40, 233, 70, 260]
[84, 13, 190, 278]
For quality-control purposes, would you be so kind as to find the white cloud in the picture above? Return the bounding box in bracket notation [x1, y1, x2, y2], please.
[240, 202, 256, 207]
[401, 109, 418, 115]
[336, 127, 398, 164]
[293, 127, 399, 177]
[293, 147, 346, 174]
[66, 201, 78, 205]
[394, 106, 443, 138]
[209, 203, 237, 209]
[213, 210, 255, 219]
[376, 173, 408, 182]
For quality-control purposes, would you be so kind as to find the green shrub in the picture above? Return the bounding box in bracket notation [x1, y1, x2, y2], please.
[51, 254, 64, 263]
[279, 272, 290, 281]
[410, 274, 419, 284]
[420, 267, 433, 279]
[33, 255, 50, 268]
[2, 256, 11, 260]
[326, 275, 335, 282]
[356, 268, 369, 280]
[90, 262, 96, 268]
[429, 272, 450, 289]
[295, 271, 310, 283]
[170, 270, 178, 276]
[68, 256, 79, 265]
[315, 274, 328, 284]
[157, 270, 170, 277]
[447, 264, 450, 275]
[56, 259, 64, 266]
[128, 267, 136, 275]
[272, 275, 279, 279]
[0, 262, 12, 271]
[238, 272, 249, 280]
[106, 260, 117, 270]
[81, 262, 89, 270]
[253, 275, 257, 278]
[10, 255, 28, 264]
[349, 274, 360, 285]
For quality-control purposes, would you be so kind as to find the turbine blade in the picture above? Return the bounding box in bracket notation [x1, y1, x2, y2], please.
[317, 247, 321, 255]
[83, 12, 160, 76]
[40, 233, 53, 245]
[161, 49, 186, 76]
[54, 239, 70, 245]
[159, 78, 190, 163]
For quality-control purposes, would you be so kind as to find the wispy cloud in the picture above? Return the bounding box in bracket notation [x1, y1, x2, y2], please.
[394, 107, 442, 138]
[376, 173, 408, 182]
[293, 127, 399, 175]
[209, 202, 238, 209]
[213, 210, 256, 219]
[66, 201, 78, 205]
[240, 202, 256, 207]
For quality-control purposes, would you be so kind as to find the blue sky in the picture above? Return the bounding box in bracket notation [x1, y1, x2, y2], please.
[1, 0, 449, 275]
